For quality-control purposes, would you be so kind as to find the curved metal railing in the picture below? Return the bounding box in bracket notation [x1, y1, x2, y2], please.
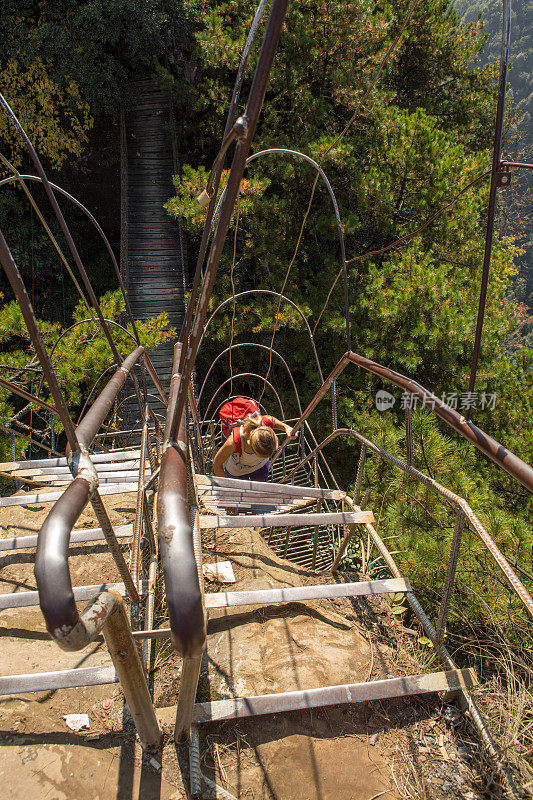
[282, 426, 533, 620]
[273, 351, 533, 493]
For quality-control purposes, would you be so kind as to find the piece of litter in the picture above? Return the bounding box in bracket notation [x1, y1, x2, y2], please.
[202, 561, 235, 583]
[102, 698, 113, 711]
[369, 732, 379, 746]
[443, 706, 462, 728]
[63, 713, 90, 732]
[149, 757, 162, 772]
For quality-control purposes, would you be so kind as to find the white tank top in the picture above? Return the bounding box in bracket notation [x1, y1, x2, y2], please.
[224, 426, 269, 477]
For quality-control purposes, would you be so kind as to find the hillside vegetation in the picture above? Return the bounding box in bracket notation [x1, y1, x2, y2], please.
[164, 0, 533, 680]
[0, 0, 531, 715]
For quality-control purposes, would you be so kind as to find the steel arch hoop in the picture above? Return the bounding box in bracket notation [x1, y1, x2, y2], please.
[77, 360, 156, 424]
[203, 373, 285, 422]
[34, 317, 138, 401]
[99, 391, 164, 446]
[211, 147, 350, 349]
[197, 290, 324, 383]
[206, 394, 267, 421]
[48, 317, 138, 360]
[0, 173, 167, 407]
[0, 173, 142, 347]
[77, 364, 118, 423]
[198, 342, 303, 415]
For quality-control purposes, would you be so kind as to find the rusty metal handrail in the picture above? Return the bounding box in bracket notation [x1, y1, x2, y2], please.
[169, 0, 289, 443]
[158, 343, 206, 658]
[273, 351, 533, 493]
[34, 345, 145, 649]
[43, 319, 167, 410]
[283, 427, 533, 619]
[158, 343, 206, 742]
[0, 374, 59, 417]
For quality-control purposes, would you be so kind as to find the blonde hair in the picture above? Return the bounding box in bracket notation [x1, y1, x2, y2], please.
[242, 416, 278, 457]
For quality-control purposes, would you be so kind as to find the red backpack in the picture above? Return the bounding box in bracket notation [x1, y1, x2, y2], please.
[219, 398, 273, 455]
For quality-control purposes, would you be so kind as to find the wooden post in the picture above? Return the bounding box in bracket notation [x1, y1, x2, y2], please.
[103, 592, 160, 750]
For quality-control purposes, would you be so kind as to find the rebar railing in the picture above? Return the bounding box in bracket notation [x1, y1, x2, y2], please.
[273, 351, 533, 493]
[282, 425, 533, 618]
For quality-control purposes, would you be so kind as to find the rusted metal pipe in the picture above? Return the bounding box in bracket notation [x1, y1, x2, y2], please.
[72, 346, 144, 452]
[0, 227, 80, 451]
[466, 0, 512, 410]
[35, 346, 145, 643]
[143, 353, 168, 406]
[354, 445, 367, 504]
[158, 344, 206, 659]
[276, 350, 533, 492]
[342, 493, 521, 799]
[130, 407, 149, 586]
[177, 0, 269, 352]
[405, 405, 413, 466]
[346, 351, 533, 493]
[0, 93, 124, 368]
[89, 491, 139, 604]
[0, 173, 145, 348]
[170, 0, 289, 441]
[436, 510, 466, 643]
[35, 477, 93, 645]
[0, 375, 59, 417]
[0, 421, 61, 456]
[499, 160, 533, 170]
[272, 353, 350, 463]
[289, 427, 533, 618]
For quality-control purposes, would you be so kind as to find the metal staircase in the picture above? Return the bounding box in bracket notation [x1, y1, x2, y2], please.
[0, 441, 479, 744]
[0, 0, 531, 796]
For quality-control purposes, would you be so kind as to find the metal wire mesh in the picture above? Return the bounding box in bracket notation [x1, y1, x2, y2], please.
[191, 419, 342, 571]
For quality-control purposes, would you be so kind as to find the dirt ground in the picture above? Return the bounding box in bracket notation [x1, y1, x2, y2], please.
[0, 487, 483, 799]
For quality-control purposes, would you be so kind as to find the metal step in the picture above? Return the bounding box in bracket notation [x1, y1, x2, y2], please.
[0, 579, 148, 610]
[197, 474, 344, 501]
[200, 502, 295, 514]
[0, 665, 118, 696]
[0, 482, 139, 508]
[198, 490, 319, 504]
[127, 578, 411, 641]
[46, 472, 147, 487]
[200, 511, 373, 529]
[190, 669, 478, 723]
[0, 448, 140, 472]
[11, 460, 142, 477]
[204, 577, 411, 608]
[0, 523, 133, 552]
